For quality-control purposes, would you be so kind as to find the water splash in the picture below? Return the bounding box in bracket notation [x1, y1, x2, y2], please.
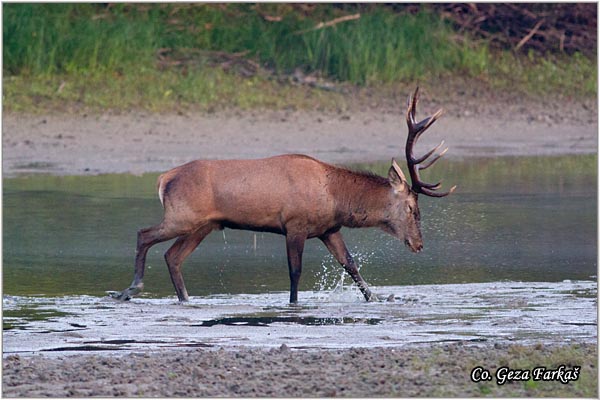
[313, 248, 377, 302]
[314, 254, 340, 292]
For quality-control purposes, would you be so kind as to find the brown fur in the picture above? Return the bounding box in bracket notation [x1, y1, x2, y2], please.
[118, 154, 422, 303]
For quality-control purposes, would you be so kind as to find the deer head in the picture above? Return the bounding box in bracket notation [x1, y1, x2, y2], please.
[385, 87, 456, 252]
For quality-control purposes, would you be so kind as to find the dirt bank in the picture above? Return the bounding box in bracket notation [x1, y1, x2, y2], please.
[2, 343, 596, 397]
[3, 92, 597, 177]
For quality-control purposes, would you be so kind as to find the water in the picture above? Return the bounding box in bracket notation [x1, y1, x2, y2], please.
[4, 156, 597, 297]
[3, 281, 597, 353]
[3, 155, 597, 353]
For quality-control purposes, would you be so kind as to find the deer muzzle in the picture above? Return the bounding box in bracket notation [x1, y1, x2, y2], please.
[404, 238, 423, 253]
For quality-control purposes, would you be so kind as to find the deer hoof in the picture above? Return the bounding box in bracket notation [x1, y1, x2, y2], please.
[109, 286, 142, 301]
[108, 291, 129, 301]
[366, 293, 380, 302]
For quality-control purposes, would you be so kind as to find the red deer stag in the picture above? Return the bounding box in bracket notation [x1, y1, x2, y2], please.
[113, 87, 455, 303]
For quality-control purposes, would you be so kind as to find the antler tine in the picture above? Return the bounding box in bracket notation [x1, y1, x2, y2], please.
[419, 179, 443, 190]
[414, 108, 444, 136]
[406, 86, 419, 130]
[403, 87, 455, 197]
[419, 185, 457, 198]
[419, 146, 448, 170]
[422, 108, 444, 132]
[406, 105, 444, 162]
[411, 166, 442, 190]
[414, 140, 445, 165]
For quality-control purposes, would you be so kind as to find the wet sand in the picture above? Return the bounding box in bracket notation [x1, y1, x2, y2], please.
[3, 98, 597, 177]
[3, 282, 597, 397]
[3, 343, 597, 397]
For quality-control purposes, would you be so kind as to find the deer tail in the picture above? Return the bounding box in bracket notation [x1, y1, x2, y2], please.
[157, 173, 167, 207]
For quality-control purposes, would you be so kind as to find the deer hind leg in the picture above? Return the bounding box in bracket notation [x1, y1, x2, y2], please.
[113, 221, 182, 301]
[319, 231, 378, 302]
[164, 224, 213, 302]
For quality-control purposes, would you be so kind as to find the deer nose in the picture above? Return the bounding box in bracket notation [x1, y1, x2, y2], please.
[405, 239, 423, 253]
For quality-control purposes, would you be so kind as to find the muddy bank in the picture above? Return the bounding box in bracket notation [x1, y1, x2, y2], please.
[3, 343, 597, 397]
[3, 103, 597, 177]
[3, 281, 597, 396]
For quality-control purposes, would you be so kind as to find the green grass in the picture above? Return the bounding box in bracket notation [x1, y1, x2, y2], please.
[2, 69, 348, 113]
[3, 4, 160, 76]
[3, 4, 596, 113]
[299, 9, 490, 84]
[481, 344, 598, 397]
[486, 50, 597, 96]
[3, 4, 483, 81]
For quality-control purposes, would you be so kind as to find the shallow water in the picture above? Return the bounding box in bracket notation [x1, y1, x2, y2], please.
[3, 281, 597, 354]
[4, 156, 597, 298]
[2, 156, 598, 353]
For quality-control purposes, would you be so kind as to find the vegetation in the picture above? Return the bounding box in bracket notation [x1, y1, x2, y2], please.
[466, 343, 598, 397]
[3, 4, 597, 113]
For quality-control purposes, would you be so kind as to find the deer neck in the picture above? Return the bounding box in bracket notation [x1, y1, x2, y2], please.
[328, 169, 393, 229]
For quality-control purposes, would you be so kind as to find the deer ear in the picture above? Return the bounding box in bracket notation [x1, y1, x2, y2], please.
[388, 158, 409, 193]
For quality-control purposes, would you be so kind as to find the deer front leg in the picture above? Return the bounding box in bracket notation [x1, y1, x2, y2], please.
[319, 231, 379, 302]
[285, 234, 306, 304]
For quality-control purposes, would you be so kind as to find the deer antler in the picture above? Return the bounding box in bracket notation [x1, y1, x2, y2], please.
[405, 87, 456, 197]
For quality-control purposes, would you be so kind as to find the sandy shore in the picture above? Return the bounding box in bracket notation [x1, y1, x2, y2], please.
[3, 95, 597, 178]
[3, 343, 597, 397]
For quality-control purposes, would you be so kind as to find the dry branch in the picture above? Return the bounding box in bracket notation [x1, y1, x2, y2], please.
[294, 13, 360, 34]
[433, 3, 596, 56]
[515, 19, 545, 51]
